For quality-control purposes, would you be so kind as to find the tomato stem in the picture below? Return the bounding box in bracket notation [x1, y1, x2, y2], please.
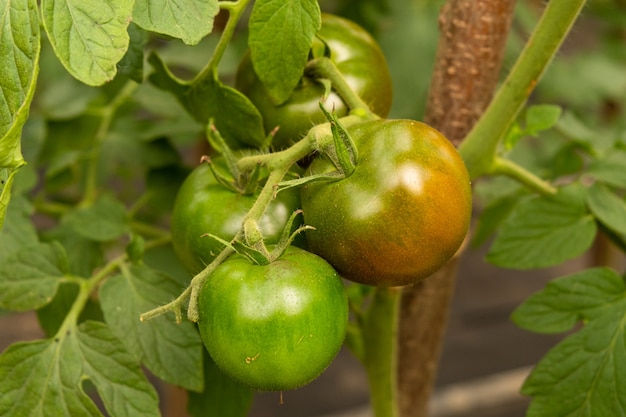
[458, 0, 587, 184]
[305, 57, 377, 120]
[361, 287, 401, 417]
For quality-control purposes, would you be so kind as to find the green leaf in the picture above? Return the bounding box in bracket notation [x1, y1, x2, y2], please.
[148, 52, 266, 147]
[522, 311, 626, 417]
[0, 194, 38, 262]
[486, 184, 597, 269]
[133, 0, 219, 46]
[587, 151, 626, 189]
[471, 192, 524, 247]
[0, 321, 160, 417]
[0, 242, 68, 311]
[41, 224, 104, 277]
[248, 0, 321, 104]
[0, 0, 40, 229]
[63, 195, 129, 242]
[41, 0, 133, 86]
[36, 284, 104, 337]
[512, 267, 625, 334]
[188, 349, 254, 417]
[117, 22, 148, 83]
[586, 183, 626, 236]
[525, 104, 562, 136]
[100, 264, 203, 391]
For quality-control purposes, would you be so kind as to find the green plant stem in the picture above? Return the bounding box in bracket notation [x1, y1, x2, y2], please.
[306, 57, 377, 119]
[458, 0, 587, 182]
[362, 287, 401, 417]
[196, 0, 252, 82]
[82, 81, 138, 206]
[493, 157, 557, 195]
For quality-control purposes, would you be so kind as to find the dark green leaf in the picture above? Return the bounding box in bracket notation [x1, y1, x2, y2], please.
[0, 321, 160, 417]
[41, 224, 104, 277]
[188, 349, 254, 417]
[249, 0, 321, 104]
[586, 183, 626, 236]
[512, 267, 625, 334]
[117, 22, 148, 83]
[133, 0, 219, 45]
[63, 195, 129, 242]
[522, 311, 626, 417]
[36, 284, 104, 337]
[487, 184, 596, 269]
[0, 194, 38, 262]
[0, 242, 68, 311]
[41, 0, 133, 86]
[148, 52, 266, 147]
[100, 264, 203, 391]
[472, 192, 524, 247]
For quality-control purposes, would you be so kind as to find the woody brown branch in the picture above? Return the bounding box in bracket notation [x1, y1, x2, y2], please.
[397, 1, 516, 416]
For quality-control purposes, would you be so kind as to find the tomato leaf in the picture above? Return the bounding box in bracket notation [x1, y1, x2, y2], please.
[133, 0, 219, 45]
[100, 264, 204, 391]
[41, 0, 132, 86]
[62, 195, 129, 242]
[148, 52, 266, 148]
[248, 0, 321, 104]
[486, 184, 597, 269]
[512, 267, 625, 334]
[471, 192, 525, 247]
[524, 104, 562, 136]
[0, 0, 40, 230]
[0, 321, 160, 417]
[587, 151, 626, 189]
[0, 194, 38, 262]
[0, 242, 68, 311]
[187, 349, 254, 417]
[586, 182, 626, 236]
[512, 267, 626, 416]
[117, 22, 149, 83]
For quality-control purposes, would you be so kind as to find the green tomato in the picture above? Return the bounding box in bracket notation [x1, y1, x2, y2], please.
[236, 13, 393, 149]
[197, 246, 348, 391]
[301, 119, 472, 287]
[170, 159, 302, 274]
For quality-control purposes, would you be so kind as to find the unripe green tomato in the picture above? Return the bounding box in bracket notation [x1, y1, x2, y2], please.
[198, 246, 348, 391]
[236, 13, 393, 149]
[170, 158, 302, 274]
[301, 119, 472, 287]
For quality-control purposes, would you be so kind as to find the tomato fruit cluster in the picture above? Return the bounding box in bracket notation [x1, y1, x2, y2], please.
[236, 13, 393, 149]
[301, 119, 472, 287]
[197, 246, 348, 391]
[170, 158, 301, 274]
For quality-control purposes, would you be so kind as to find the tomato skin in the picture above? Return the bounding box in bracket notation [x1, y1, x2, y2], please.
[301, 119, 472, 287]
[197, 246, 348, 391]
[170, 160, 302, 274]
[236, 13, 393, 149]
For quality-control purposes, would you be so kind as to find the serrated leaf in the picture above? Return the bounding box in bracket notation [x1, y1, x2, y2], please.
[0, 242, 68, 311]
[63, 195, 129, 242]
[100, 264, 203, 391]
[487, 184, 597, 269]
[117, 22, 148, 83]
[525, 104, 562, 136]
[0, 321, 160, 417]
[0, 0, 40, 229]
[522, 311, 626, 417]
[249, 0, 321, 104]
[472, 192, 525, 247]
[586, 183, 626, 236]
[188, 349, 253, 417]
[133, 0, 219, 46]
[41, 0, 133, 86]
[512, 267, 625, 334]
[148, 52, 266, 147]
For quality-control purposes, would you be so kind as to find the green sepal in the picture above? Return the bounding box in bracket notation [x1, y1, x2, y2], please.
[267, 210, 313, 262]
[319, 103, 357, 177]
